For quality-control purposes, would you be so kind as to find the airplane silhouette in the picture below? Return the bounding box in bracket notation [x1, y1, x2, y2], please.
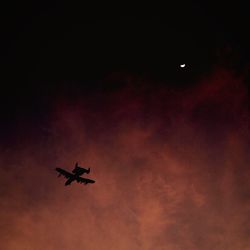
[55, 162, 95, 186]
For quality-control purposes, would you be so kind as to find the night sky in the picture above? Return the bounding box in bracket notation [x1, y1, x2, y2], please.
[1, 3, 250, 250]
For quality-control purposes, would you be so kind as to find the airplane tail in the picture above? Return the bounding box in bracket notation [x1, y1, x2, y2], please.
[75, 162, 78, 168]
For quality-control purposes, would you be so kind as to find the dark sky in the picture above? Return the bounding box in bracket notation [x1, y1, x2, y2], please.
[1, 2, 250, 86]
[1, 2, 250, 118]
[1, 2, 250, 250]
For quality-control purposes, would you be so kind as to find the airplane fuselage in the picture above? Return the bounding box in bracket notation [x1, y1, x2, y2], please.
[64, 173, 80, 185]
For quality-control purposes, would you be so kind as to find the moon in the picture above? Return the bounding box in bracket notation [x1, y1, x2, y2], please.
[180, 64, 186, 68]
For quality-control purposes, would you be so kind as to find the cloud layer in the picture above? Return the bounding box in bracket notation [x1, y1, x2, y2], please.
[1, 68, 249, 250]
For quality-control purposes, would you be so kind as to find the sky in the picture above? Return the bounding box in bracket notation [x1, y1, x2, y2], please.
[0, 2, 250, 250]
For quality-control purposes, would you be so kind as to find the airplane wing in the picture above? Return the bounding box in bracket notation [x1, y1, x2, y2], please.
[55, 168, 74, 179]
[76, 176, 95, 185]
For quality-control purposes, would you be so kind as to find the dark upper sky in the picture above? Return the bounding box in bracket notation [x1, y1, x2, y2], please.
[0, 2, 249, 129]
[1, 2, 250, 84]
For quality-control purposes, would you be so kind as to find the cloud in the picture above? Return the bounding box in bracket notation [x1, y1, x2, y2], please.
[1, 67, 249, 249]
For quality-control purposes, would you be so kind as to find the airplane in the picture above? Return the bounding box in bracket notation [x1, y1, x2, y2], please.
[55, 163, 95, 186]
